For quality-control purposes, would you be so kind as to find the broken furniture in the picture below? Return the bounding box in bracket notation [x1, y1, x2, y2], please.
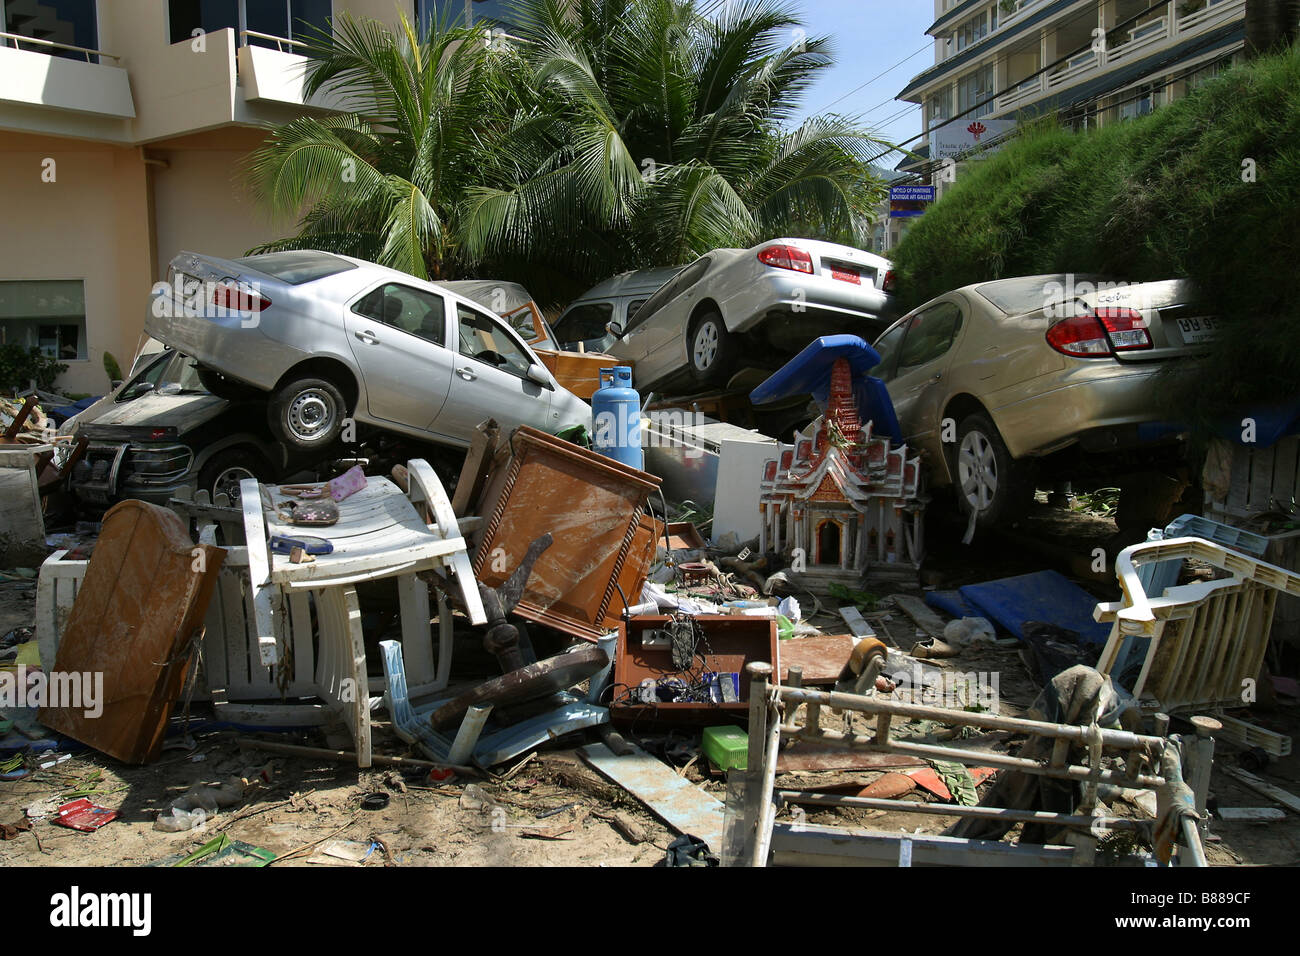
[0, 442, 52, 567]
[381, 634, 616, 769]
[239, 460, 486, 767]
[470, 425, 661, 641]
[1203, 432, 1300, 646]
[39, 500, 225, 764]
[728, 663, 1213, 867]
[1094, 535, 1300, 718]
[580, 740, 726, 850]
[753, 338, 923, 589]
[476, 532, 554, 673]
[610, 615, 778, 724]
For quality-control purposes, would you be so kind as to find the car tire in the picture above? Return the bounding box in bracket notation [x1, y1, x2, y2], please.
[197, 448, 274, 507]
[687, 311, 736, 386]
[951, 413, 1033, 528]
[197, 365, 263, 401]
[267, 377, 347, 449]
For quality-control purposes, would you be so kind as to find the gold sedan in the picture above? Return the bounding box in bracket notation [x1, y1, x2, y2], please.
[872, 274, 1214, 526]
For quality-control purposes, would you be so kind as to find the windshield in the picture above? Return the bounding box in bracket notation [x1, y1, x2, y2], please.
[235, 251, 357, 285]
[116, 350, 206, 401]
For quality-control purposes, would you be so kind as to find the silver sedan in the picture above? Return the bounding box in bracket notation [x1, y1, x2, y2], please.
[605, 238, 896, 391]
[145, 250, 591, 450]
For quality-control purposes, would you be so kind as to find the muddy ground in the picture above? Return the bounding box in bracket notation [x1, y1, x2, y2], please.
[3, 501, 1299, 867]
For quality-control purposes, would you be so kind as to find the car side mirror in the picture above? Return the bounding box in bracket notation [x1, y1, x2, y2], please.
[526, 364, 552, 388]
[126, 382, 155, 399]
[606, 320, 625, 339]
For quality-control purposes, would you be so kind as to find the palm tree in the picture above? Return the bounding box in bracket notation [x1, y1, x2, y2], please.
[243, 12, 503, 280]
[244, 1, 888, 296]
[464, 0, 888, 280]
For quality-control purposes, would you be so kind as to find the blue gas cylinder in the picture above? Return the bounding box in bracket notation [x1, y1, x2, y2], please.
[592, 366, 643, 470]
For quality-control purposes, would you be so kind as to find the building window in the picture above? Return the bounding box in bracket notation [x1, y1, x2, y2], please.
[0, 0, 99, 60]
[0, 280, 87, 361]
[957, 64, 995, 118]
[418, 0, 514, 34]
[1119, 82, 1164, 121]
[167, 0, 332, 48]
[925, 88, 952, 129]
[954, 10, 990, 52]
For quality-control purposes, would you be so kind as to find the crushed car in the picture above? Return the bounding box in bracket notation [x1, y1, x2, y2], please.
[63, 347, 304, 508]
[145, 250, 592, 451]
[595, 238, 895, 392]
[871, 274, 1215, 527]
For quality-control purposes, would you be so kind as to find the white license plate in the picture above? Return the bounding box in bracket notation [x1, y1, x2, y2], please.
[1177, 315, 1219, 344]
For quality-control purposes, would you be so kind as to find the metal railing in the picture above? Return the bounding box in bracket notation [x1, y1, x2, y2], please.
[239, 30, 309, 53]
[0, 30, 119, 64]
[1178, 0, 1246, 34]
[729, 661, 1214, 867]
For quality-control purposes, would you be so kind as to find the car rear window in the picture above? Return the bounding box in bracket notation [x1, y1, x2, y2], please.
[976, 274, 1112, 316]
[235, 251, 357, 285]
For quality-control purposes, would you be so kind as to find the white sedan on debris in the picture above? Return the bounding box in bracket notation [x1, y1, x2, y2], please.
[604, 238, 896, 391]
[145, 250, 592, 451]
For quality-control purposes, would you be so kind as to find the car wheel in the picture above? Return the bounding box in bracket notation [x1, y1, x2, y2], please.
[197, 365, 262, 401]
[687, 311, 736, 386]
[952, 413, 1032, 528]
[268, 377, 347, 449]
[197, 448, 274, 507]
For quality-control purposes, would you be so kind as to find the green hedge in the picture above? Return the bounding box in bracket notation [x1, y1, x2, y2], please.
[890, 47, 1300, 428]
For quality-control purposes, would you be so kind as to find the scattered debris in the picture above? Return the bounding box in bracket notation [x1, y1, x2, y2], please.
[39, 500, 225, 764]
[580, 741, 725, 852]
[55, 798, 119, 832]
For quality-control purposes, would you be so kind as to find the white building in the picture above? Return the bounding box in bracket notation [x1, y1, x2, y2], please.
[0, 1, 512, 394]
[895, 0, 1248, 185]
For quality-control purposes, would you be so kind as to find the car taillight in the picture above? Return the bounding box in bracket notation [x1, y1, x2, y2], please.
[212, 283, 271, 313]
[1046, 314, 1112, 357]
[757, 244, 814, 274]
[881, 269, 897, 294]
[1046, 307, 1152, 357]
[1094, 307, 1152, 351]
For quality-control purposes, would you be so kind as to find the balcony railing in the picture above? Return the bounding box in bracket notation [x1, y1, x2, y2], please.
[1178, 0, 1246, 33]
[1107, 15, 1169, 64]
[1048, 48, 1098, 87]
[998, 0, 1047, 28]
[240, 30, 309, 53]
[988, 0, 1246, 113]
[997, 74, 1044, 110]
[0, 30, 119, 64]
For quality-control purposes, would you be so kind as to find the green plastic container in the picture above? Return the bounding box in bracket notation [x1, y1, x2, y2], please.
[702, 725, 749, 771]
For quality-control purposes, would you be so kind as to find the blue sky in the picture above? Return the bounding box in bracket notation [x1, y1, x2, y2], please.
[785, 0, 935, 158]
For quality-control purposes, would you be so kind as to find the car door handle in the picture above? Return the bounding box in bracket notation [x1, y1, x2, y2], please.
[354, 330, 379, 345]
[456, 366, 477, 381]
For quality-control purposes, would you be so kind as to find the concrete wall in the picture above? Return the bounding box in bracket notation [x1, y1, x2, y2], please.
[148, 128, 290, 270]
[0, 136, 146, 394]
[0, 128, 294, 395]
[0, 0, 424, 394]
